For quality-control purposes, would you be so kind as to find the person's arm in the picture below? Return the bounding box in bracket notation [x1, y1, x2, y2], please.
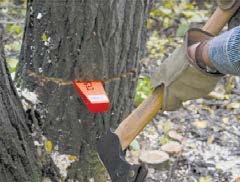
[188, 25, 240, 75]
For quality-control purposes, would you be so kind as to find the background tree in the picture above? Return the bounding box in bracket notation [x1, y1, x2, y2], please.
[15, 0, 151, 180]
[229, 8, 240, 29]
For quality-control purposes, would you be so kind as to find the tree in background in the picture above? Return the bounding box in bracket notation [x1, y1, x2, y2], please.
[229, 7, 240, 28]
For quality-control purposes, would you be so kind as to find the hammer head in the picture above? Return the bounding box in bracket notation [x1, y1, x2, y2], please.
[97, 128, 148, 182]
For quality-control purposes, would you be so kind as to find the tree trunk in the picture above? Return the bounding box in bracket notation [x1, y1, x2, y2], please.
[228, 7, 240, 29]
[0, 29, 41, 182]
[16, 0, 150, 180]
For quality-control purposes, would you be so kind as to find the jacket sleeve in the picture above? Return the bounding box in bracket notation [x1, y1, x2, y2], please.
[208, 25, 240, 75]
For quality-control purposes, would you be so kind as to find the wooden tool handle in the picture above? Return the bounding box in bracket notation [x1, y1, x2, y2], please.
[115, 5, 240, 150]
[115, 86, 163, 149]
[202, 6, 240, 36]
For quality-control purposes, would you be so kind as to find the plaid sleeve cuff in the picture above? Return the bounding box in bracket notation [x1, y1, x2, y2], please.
[208, 25, 240, 76]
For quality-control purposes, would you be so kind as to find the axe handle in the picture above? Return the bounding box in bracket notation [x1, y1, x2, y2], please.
[115, 5, 240, 150]
[115, 86, 163, 150]
[202, 6, 240, 35]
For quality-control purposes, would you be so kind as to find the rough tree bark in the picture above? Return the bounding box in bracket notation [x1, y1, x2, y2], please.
[0, 29, 41, 182]
[16, 0, 150, 180]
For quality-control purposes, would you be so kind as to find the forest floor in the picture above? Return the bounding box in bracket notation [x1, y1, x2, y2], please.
[1, 1, 240, 182]
[127, 71, 240, 182]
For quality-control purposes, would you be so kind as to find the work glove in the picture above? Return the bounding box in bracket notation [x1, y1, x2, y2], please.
[151, 28, 224, 111]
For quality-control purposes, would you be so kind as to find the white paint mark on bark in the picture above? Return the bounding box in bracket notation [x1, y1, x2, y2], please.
[37, 13, 43, 19]
[51, 151, 78, 177]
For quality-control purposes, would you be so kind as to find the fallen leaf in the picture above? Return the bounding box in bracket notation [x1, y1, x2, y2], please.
[45, 140, 53, 154]
[168, 130, 184, 142]
[139, 150, 169, 164]
[161, 141, 183, 154]
[42, 33, 47, 42]
[163, 121, 173, 133]
[159, 136, 170, 145]
[199, 177, 211, 182]
[189, 143, 196, 149]
[200, 105, 212, 113]
[226, 76, 234, 91]
[226, 103, 240, 109]
[68, 155, 77, 161]
[222, 117, 229, 124]
[207, 135, 214, 144]
[193, 120, 208, 129]
[224, 94, 229, 100]
[237, 115, 240, 123]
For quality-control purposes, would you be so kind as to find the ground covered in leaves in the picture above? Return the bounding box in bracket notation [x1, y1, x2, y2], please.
[1, 0, 240, 182]
[128, 84, 240, 182]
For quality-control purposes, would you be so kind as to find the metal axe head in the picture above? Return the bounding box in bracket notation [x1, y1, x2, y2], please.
[97, 128, 148, 182]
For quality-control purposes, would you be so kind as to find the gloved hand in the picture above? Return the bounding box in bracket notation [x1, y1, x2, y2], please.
[151, 28, 224, 111]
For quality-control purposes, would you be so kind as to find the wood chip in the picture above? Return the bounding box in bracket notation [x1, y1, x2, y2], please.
[161, 141, 183, 154]
[226, 103, 240, 109]
[139, 150, 169, 164]
[168, 130, 184, 142]
[193, 120, 208, 129]
[208, 91, 225, 100]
